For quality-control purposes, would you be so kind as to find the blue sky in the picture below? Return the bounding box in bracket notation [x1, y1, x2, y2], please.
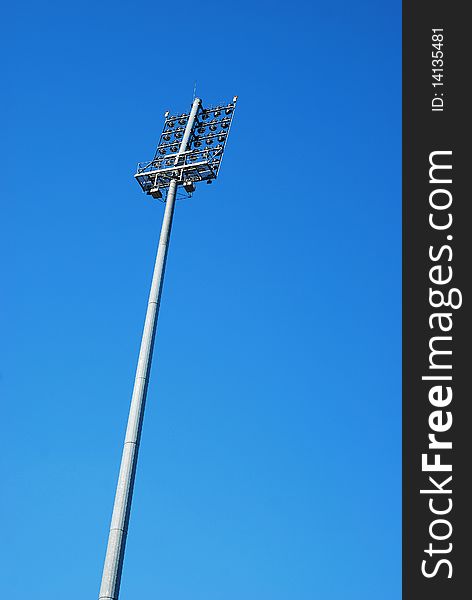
[1, 1, 400, 598]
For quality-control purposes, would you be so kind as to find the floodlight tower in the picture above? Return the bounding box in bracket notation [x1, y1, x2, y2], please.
[98, 96, 237, 600]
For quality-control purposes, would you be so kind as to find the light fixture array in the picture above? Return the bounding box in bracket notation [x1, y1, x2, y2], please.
[135, 96, 237, 200]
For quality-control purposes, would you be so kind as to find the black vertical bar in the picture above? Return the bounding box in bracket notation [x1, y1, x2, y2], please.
[403, 4, 470, 599]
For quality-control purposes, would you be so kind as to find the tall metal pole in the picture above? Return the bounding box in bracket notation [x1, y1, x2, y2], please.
[99, 98, 201, 600]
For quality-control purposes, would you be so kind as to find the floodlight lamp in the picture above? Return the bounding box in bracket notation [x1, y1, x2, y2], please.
[210, 124, 217, 131]
[168, 120, 174, 127]
[225, 108, 232, 115]
[221, 121, 229, 128]
[171, 145, 178, 152]
[179, 117, 186, 125]
[183, 180, 195, 193]
[214, 110, 221, 117]
[195, 140, 202, 147]
[150, 187, 162, 199]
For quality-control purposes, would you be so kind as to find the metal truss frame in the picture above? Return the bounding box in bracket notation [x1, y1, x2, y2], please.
[134, 97, 237, 200]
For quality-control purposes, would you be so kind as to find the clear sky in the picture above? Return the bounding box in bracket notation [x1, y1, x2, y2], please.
[1, 1, 400, 598]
